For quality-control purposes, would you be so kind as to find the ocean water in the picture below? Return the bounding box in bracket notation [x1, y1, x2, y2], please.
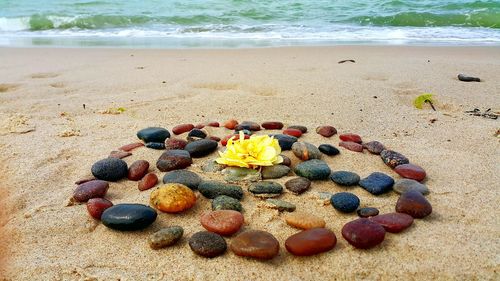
[0, 0, 499, 47]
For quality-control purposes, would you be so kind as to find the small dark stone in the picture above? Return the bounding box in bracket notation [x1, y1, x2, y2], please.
[162, 170, 202, 190]
[261, 121, 284, 130]
[145, 142, 165, 150]
[271, 134, 298, 150]
[261, 165, 290, 179]
[287, 125, 308, 133]
[458, 73, 480, 82]
[359, 172, 394, 195]
[363, 141, 385, 154]
[235, 121, 261, 131]
[249, 181, 283, 198]
[212, 195, 243, 212]
[101, 204, 157, 231]
[137, 127, 170, 143]
[330, 171, 360, 186]
[189, 231, 227, 258]
[318, 144, 340, 156]
[380, 150, 409, 168]
[156, 149, 192, 172]
[294, 159, 331, 180]
[188, 128, 207, 139]
[280, 155, 291, 166]
[396, 190, 432, 218]
[91, 158, 128, 182]
[73, 180, 109, 202]
[198, 181, 244, 200]
[292, 142, 322, 160]
[331, 192, 360, 213]
[285, 177, 311, 195]
[357, 207, 379, 218]
[149, 226, 184, 249]
[185, 139, 218, 157]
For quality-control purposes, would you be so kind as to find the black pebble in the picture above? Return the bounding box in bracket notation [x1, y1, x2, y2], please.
[318, 144, 340, 156]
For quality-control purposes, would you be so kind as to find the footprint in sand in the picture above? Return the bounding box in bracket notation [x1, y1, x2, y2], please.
[49, 82, 65, 88]
[30, 72, 59, 79]
[0, 83, 20, 93]
[251, 86, 278, 97]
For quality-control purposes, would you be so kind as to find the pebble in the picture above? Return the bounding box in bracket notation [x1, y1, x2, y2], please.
[393, 179, 429, 195]
[394, 163, 426, 182]
[261, 121, 284, 130]
[230, 230, 280, 260]
[339, 141, 363, 152]
[287, 125, 307, 133]
[271, 134, 298, 150]
[222, 167, 261, 182]
[292, 142, 322, 160]
[396, 190, 432, 218]
[283, 128, 303, 138]
[91, 158, 128, 181]
[331, 192, 360, 213]
[294, 159, 331, 180]
[101, 204, 157, 231]
[235, 121, 261, 131]
[262, 199, 296, 212]
[108, 150, 132, 159]
[202, 159, 226, 173]
[261, 165, 290, 179]
[198, 181, 244, 200]
[285, 228, 337, 256]
[150, 184, 197, 213]
[187, 128, 207, 139]
[138, 172, 158, 191]
[359, 172, 394, 195]
[212, 195, 243, 212]
[341, 218, 386, 249]
[74, 177, 96, 185]
[189, 231, 227, 258]
[162, 170, 202, 190]
[363, 141, 385, 154]
[330, 171, 360, 186]
[280, 155, 291, 166]
[118, 142, 144, 152]
[248, 181, 283, 198]
[357, 207, 379, 218]
[137, 127, 170, 143]
[339, 133, 362, 143]
[127, 160, 149, 181]
[156, 149, 192, 172]
[149, 226, 183, 249]
[86, 198, 113, 220]
[223, 119, 238, 130]
[318, 144, 340, 156]
[165, 138, 188, 150]
[172, 123, 194, 135]
[145, 142, 166, 150]
[458, 73, 480, 82]
[370, 213, 414, 233]
[185, 139, 218, 157]
[285, 212, 326, 229]
[380, 150, 409, 168]
[201, 210, 244, 236]
[285, 177, 311, 195]
[73, 180, 109, 202]
[208, 121, 220, 127]
[316, 125, 337, 137]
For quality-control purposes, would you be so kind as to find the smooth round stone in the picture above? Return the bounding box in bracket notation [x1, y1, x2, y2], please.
[201, 210, 244, 236]
[150, 184, 197, 213]
[339, 141, 363, 152]
[223, 119, 238, 130]
[165, 138, 188, 150]
[396, 190, 432, 218]
[271, 134, 298, 150]
[198, 181, 243, 200]
[222, 167, 261, 182]
[330, 171, 360, 186]
[287, 125, 307, 133]
[294, 159, 331, 180]
[331, 192, 360, 213]
[357, 207, 379, 218]
[285, 212, 325, 229]
[156, 149, 192, 172]
[127, 160, 149, 181]
[73, 180, 109, 202]
[285, 228, 337, 256]
[342, 218, 386, 249]
[172, 123, 194, 135]
[394, 163, 426, 182]
[162, 170, 202, 190]
[261, 121, 284, 130]
[318, 144, 340, 156]
[316, 125, 337, 137]
[339, 133, 362, 143]
[370, 213, 414, 233]
[185, 139, 218, 158]
[86, 198, 113, 220]
[189, 231, 227, 258]
[393, 179, 429, 195]
[261, 165, 290, 179]
[248, 181, 283, 198]
[138, 172, 158, 191]
[145, 142, 166, 150]
[363, 141, 385, 154]
[359, 172, 394, 195]
[187, 128, 207, 139]
[285, 177, 311, 195]
[137, 127, 170, 143]
[149, 226, 183, 249]
[202, 159, 226, 173]
[283, 128, 303, 138]
[101, 204, 157, 231]
[212, 195, 242, 212]
[91, 158, 128, 182]
[380, 150, 409, 168]
[230, 230, 280, 260]
[292, 142, 322, 160]
[264, 199, 296, 212]
[235, 121, 261, 131]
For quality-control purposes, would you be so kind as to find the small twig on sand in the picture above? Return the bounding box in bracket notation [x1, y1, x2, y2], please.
[338, 59, 355, 64]
[425, 100, 436, 111]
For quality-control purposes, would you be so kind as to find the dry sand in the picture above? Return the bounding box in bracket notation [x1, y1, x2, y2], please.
[0, 46, 499, 280]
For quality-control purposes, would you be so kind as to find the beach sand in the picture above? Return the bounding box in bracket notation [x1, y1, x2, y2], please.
[0, 46, 498, 280]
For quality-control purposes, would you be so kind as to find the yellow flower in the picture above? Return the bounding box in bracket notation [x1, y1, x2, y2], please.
[216, 132, 283, 168]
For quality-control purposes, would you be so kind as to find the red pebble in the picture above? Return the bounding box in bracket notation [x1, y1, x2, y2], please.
[339, 141, 363, 152]
[138, 173, 158, 191]
[339, 133, 362, 143]
[342, 218, 386, 249]
[118, 142, 144, 152]
[223, 119, 238, 130]
[87, 198, 113, 220]
[370, 213, 413, 233]
[316, 126, 337, 137]
[108, 150, 132, 159]
[165, 138, 188, 150]
[73, 180, 109, 202]
[195, 123, 205, 129]
[208, 122, 220, 127]
[221, 134, 250, 146]
[127, 160, 150, 181]
[283, 128, 302, 138]
[201, 210, 244, 236]
[285, 228, 337, 256]
[209, 136, 221, 142]
[396, 190, 432, 218]
[172, 124, 194, 135]
[394, 163, 426, 182]
[261, 121, 284, 130]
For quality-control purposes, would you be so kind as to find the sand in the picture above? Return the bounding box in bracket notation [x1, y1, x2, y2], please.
[0, 46, 499, 280]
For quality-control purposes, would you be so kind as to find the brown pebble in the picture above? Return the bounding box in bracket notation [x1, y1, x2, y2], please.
[165, 138, 188, 150]
[285, 228, 337, 256]
[261, 121, 284, 130]
[316, 126, 337, 137]
[223, 119, 238, 129]
[200, 210, 244, 236]
[127, 160, 149, 181]
[339, 133, 362, 143]
[287, 125, 307, 133]
[118, 142, 144, 152]
[285, 211, 325, 229]
[370, 213, 414, 233]
[339, 141, 363, 152]
[285, 177, 311, 195]
[87, 198, 113, 220]
[108, 150, 132, 159]
[209, 136, 221, 142]
[172, 124, 194, 135]
[363, 141, 385, 154]
[208, 122, 220, 127]
[396, 190, 432, 218]
[280, 155, 291, 166]
[230, 230, 280, 260]
[138, 172, 158, 191]
[73, 180, 109, 202]
[74, 177, 96, 185]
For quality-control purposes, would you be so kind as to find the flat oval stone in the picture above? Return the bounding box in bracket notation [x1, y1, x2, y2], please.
[342, 218, 386, 249]
[380, 150, 409, 168]
[156, 149, 192, 172]
[287, 125, 307, 133]
[261, 165, 290, 179]
[271, 134, 298, 150]
[198, 181, 243, 200]
[396, 190, 432, 218]
[363, 141, 385, 154]
[172, 123, 194, 135]
[162, 170, 202, 190]
[73, 180, 109, 202]
[207, 121, 219, 127]
[285, 177, 311, 195]
[185, 139, 218, 157]
[91, 158, 128, 182]
[294, 159, 331, 180]
[393, 179, 429, 195]
[285, 212, 325, 229]
[359, 172, 394, 195]
[316, 126, 337, 137]
[370, 213, 414, 233]
[86, 198, 113, 219]
[318, 144, 340, 156]
[187, 128, 207, 140]
[230, 230, 280, 260]
[261, 121, 284, 130]
[127, 160, 149, 181]
[235, 121, 261, 131]
[150, 184, 197, 213]
[202, 159, 226, 173]
[118, 142, 144, 152]
[249, 181, 283, 198]
[137, 127, 170, 143]
[292, 142, 322, 160]
[263, 199, 296, 212]
[331, 192, 360, 213]
[280, 155, 291, 166]
[339, 133, 362, 143]
[223, 119, 238, 130]
[138, 172, 158, 191]
[394, 163, 426, 182]
[101, 204, 157, 231]
[339, 141, 363, 152]
[165, 138, 188, 150]
[108, 150, 132, 159]
[145, 142, 165, 150]
[189, 231, 227, 258]
[330, 171, 360, 186]
[212, 195, 242, 212]
[357, 207, 379, 218]
[149, 226, 183, 249]
[283, 128, 303, 138]
[222, 167, 261, 182]
[285, 228, 336, 256]
[201, 210, 244, 236]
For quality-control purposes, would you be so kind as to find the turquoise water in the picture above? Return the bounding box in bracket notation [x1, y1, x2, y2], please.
[1, 0, 499, 47]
